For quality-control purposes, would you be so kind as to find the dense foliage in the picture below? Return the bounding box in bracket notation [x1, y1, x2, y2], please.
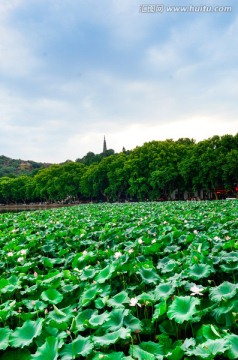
[0, 201, 237, 359]
[0, 134, 238, 203]
[0, 156, 49, 178]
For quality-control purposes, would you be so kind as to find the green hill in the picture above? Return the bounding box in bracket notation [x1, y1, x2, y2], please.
[0, 155, 51, 178]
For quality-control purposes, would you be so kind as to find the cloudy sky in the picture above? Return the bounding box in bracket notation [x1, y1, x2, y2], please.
[1, 0, 237, 163]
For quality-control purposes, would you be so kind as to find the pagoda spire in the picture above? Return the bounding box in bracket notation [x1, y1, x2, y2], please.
[103, 136, 107, 153]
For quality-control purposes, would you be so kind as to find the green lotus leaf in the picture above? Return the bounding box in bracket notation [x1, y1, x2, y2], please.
[225, 334, 238, 359]
[61, 283, 79, 293]
[103, 308, 129, 332]
[157, 258, 178, 274]
[221, 251, 238, 262]
[0, 309, 9, 321]
[74, 309, 97, 332]
[41, 257, 54, 268]
[92, 352, 125, 360]
[197, 324, 221, 341]
[48, 305, 74, 324]
[137, 267, 160, 284]
[209, 281, 237, 302]
[22, 300, 47, 311]
[88, 311, 110, 328]
[95, 264, 116, 284]
[154, 282, 175, 300]
[124, 313, 143, 332]
[152, 301, 167, 323]
[79, 267, 96, 281]
[93, 327, 130, 346]
[41, 289, 63, 304]
[187, 263, 212, 280]
[60, 335, 93, 359]
[185, 344, 211, 358]
[31, 336, 59, 360]
[41, 243, 55, 253]
[1, 280, 21, 293]
[167, 296, 200, 324]
[21, 284, 38, 295]
[95, 296, 108, 309]
[164, 245, 180, 253]
[0, 279, 9, 290]
[0, 327, 11, 350]
[186, 338, 229, 357]
[143, 242, 164, 255]
[140, 341, 164, 357]
[129, 345, 158, 360]
[212, 300, 237, 327]
[220, 263, 238, 272]
[9, 319, 43, 348]
[167, 341, 184, 360]
[137, 292, 155, 305]
[80, 284, 101, 307]
[107, 291, 130, 308]
[181, 338, 196, 351]
[159, 320, 177, 336]
[41, 270, 63, 282]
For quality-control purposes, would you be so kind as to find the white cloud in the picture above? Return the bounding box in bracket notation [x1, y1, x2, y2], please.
[0, 14, 41, 78]
[0, 0, 237, 163]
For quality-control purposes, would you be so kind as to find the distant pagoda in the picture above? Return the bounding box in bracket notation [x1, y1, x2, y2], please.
[103, 136, 107, 153]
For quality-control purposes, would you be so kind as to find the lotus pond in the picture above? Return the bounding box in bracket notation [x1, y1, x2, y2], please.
[0, 201, 238, 359]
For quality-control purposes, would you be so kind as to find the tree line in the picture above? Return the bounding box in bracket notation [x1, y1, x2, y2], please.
[0, 134, 237, 204]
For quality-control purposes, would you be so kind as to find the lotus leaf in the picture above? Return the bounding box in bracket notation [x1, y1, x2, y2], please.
[103, 308, 129, 332]
[41, 289, 63, 304]
[209, 281, 237, 302]
[95, 264, 116, 284]
[9, 319, 43, 348]
[107, 291, 130, 308]
[167, 296, 200, 324]
[154, 282, 174, 300]
[123, 313, 143, 332]
[59, 335, 93, 359]
[0, 327, 11, 350]
[225, 334, 238, 359]
[137, 266, 160, 284]
[93, 327, 131, 346]
[187, 263, 213, 280]
[31, 336, 59, 360]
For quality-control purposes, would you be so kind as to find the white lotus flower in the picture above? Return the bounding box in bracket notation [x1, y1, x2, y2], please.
[138, 238, 143, 244]
[7, 251, 13, 257]
[190, 285, 204, 296]
[20, 249, 27, 255]
[114, 251, 122, 259]
[129, 297, 141, 307]
[128, 249, 134, 254]
[151, 239, 156, 244]
[82, 250, 87, 256]
[17, 257, 24, 262]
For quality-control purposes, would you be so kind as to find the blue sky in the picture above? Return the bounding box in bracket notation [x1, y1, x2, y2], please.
[0, 0, 237, 163]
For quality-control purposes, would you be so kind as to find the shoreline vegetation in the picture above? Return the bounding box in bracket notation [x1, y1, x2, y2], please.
[0, 197, 237, 213]
[0, 135, 238, 204]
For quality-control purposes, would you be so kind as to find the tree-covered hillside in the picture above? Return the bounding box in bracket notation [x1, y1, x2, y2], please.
[0, 134, 237, 204]
[0, 155, 51, 178]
